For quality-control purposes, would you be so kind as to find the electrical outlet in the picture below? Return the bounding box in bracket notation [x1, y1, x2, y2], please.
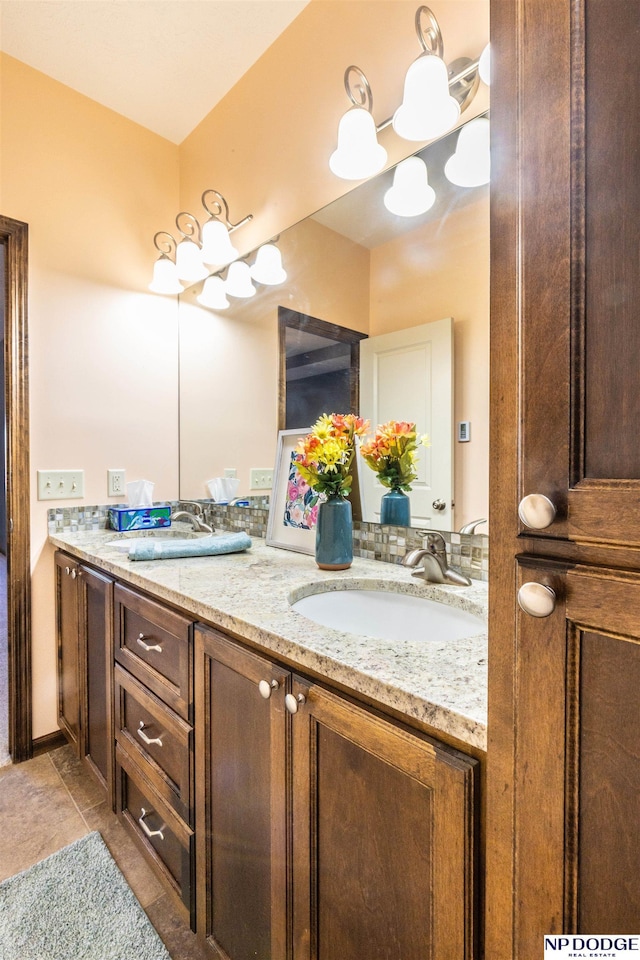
[224, 468, 237, 479]
[250, 468, 273, 490]
[37, 469, 84, 500]
[108, 469, 126, 497]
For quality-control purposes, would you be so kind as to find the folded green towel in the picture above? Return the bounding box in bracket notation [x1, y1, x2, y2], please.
[128, 532, 251, 561]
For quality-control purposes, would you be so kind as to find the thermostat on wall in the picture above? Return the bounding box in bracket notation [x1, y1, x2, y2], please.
[458, 421, 471, 442]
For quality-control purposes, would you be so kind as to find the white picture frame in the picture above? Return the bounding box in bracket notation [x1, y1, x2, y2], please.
[266, 428, 317, 555]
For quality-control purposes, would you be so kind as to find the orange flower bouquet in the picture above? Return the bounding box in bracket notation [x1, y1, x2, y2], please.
[295, 413, 369, 499]
[360, 420, 429, 491]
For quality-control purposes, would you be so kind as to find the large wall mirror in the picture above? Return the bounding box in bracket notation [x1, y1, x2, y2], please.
[178, 117, 489, 533]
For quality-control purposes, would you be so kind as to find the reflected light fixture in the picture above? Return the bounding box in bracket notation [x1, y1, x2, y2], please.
[149, 189, 252, 295]
[329, 66, 387, 180]
[149, 232, 184, 294]
[251, 243, 287, 285]
[444, 116, 490, 187]
[197, 275, 230, 310]
[392, 6, 460, 142]
[383, 156, 436, 217]
[225, 260, 256, 298]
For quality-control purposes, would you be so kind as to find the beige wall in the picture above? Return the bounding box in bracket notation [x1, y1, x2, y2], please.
[0, 53, 181, 738]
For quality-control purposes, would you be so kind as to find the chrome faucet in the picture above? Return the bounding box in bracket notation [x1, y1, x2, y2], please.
[171, 501, 214, 534]
[458, 518, 487, 534]
[402, 532, 472, 586]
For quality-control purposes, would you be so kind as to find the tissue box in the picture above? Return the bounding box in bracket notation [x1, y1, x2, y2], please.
[108, 505, 172, 532]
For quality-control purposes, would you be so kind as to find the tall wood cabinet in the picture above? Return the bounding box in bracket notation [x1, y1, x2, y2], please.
[488, 0, 640, 953]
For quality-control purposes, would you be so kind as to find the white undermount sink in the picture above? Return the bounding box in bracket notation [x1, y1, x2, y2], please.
[291, 587, 485, 643]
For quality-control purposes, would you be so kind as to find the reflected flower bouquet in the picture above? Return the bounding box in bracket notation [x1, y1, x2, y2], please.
[296, 413, 369, 498]
[360, 420, 429, 490]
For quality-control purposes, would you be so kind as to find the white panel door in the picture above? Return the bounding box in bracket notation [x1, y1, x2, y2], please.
[359, 318, 454, 530]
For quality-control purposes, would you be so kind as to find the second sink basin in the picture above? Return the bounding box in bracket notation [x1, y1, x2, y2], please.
[291, 587, 485, 643]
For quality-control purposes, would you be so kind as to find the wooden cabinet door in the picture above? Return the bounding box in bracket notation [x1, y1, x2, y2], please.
[55, 551, 80, 751]
[194, 625, 289, 960]
[79, 564, 113, 801]
[290, 677, 479, 960]
[489, 0, 640, 954]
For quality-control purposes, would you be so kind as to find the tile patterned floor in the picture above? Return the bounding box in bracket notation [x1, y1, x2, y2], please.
[0, 745, 210, 960]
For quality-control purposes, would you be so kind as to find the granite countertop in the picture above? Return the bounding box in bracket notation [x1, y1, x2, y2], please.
[49, 526, 488, 751]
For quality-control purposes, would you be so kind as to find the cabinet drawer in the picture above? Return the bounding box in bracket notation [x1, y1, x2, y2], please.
[114, 583, 193, 721]
[114, 664, 193, 826]
[117, 745, 194, 923]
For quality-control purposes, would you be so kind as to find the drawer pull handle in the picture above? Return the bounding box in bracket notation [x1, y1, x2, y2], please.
[138, 807, 165, 841]
[136, 633, 163, 653]
[258, 679, 279, 699]
[137, 721, 163, 748]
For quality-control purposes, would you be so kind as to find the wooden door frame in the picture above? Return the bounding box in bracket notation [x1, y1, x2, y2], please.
[1, 214, 32, 762]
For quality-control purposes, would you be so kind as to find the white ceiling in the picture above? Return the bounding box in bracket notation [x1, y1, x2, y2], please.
[0, 0, 310, 144]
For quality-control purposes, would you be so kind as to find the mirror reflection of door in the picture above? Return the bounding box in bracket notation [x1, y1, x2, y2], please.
[359, 318, 454, 530]
[278, 307, 366, 431]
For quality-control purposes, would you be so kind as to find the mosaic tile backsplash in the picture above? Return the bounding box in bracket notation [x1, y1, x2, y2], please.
[48, 499, 488, 582]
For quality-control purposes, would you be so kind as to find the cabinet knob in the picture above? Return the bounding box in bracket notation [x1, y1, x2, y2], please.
[71, 569, 77, 579]
[258, 679, 279, 699]
[518, 493, 557, 530]
[517, 582, 556, 618]
[285, 692, 306, 715]
[64, 566, 70, 576]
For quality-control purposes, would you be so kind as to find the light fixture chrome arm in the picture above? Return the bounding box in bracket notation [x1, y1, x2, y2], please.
[344, 65, 374, 113]
[152, 231, 178, 258]
[415, 4, 444, 58]
[175, 211, 202, 242]
[201, 190, 253, 234]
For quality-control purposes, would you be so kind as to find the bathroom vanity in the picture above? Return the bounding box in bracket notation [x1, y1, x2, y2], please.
[52, 526, 487, 959]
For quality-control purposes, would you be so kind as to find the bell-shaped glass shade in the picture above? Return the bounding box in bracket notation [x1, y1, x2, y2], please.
[392, 54, 460, 142]
[197, 275, 230, 310]
[149, 255, 184, 295]
[225, 261, 256, 298]
[383, 156, 436, 217]
[250, 244, 287, 285]
[329, 106, 387, 180]
[479, 43, 491, 86]
[201, 218, 239, 267]
[444, 117, 490, 187]
[175, 237, 208, 282]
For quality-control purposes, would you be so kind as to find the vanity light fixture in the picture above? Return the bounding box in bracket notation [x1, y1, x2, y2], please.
[329, 66, 388, 180]
[149, 232, 185, 294]
[478, 43, 491, 86]
[392, 7, 460, 142]
[174, 212, 210, 283]
[329, 5, 488, 182]
[444, 115, 490, 187]
[225, 260, 256, 298]
[250, 243, 287, 285]
[149, 189, 253, 295]
[383, 156, 436, 217]
[197, 275, 230, 310]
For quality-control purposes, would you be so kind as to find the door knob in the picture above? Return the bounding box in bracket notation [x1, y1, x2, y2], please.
[518, 493, 557, 530]
[517, 582, 556, 618]
[285, 693, 306, 714]
[432, 499, 446, 511]
[258, 679, 279, 699]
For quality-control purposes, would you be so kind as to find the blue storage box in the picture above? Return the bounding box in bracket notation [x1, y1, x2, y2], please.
[108, 505, 172, 532]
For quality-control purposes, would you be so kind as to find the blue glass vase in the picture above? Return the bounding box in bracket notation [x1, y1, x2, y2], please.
[380, 487, 411, 527]
[315, 494, 353, 570]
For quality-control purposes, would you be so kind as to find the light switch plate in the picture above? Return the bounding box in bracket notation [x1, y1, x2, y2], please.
[37, 469, 84, 500]
[250, 468, 273, 490]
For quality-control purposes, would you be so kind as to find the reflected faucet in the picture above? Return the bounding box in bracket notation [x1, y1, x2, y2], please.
[171, 501, 214, 534]
[458, 518, 487, 534]
[402, 532, 472, 586]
